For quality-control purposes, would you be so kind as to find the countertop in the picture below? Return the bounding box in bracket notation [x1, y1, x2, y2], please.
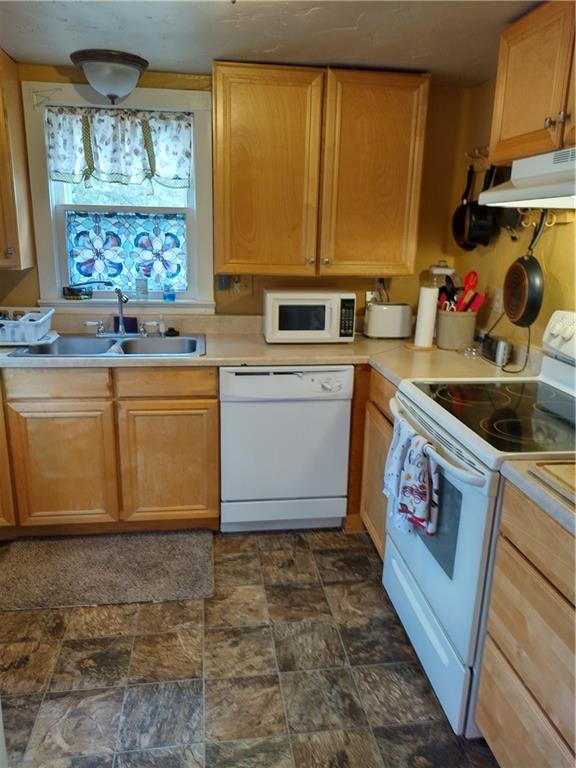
[501, 461, 575, 536]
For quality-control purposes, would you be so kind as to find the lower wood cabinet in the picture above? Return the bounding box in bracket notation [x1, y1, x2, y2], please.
[0, 386, 14, 526]
[7, 399, 119, 526]
[118, 398, 219, 522]
[360, 401, 392, 556]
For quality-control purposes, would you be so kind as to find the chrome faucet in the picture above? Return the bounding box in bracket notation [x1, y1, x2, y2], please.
[115, 287, 129, 336]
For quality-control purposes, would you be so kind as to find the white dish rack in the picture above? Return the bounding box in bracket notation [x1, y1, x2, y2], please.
[0, 308, 57, 346]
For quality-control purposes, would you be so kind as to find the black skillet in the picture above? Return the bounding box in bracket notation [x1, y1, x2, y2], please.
[452, 165, 476, 251]
[464, 165, 497, 246]
[503, 209, 547, 328]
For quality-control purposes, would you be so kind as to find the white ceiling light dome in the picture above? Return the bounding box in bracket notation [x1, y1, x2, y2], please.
[70, 49, 149, 104]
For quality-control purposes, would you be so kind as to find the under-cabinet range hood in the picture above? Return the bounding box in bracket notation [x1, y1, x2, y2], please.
[479, 148, 576, 209]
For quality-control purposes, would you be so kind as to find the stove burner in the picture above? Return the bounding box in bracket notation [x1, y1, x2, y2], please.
[434, 385, 511, 408]
[479, 415, 573, 448]
[505, 384, 558, 402]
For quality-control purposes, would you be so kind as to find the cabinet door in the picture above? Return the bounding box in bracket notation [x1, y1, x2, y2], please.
[118, 399, 219, 522]
[359, 402, 393, 557]
[319, 69, 429, 277]
[0, 389, 14, 526]
[213, 62, 323, 275]
[0, 48, 35, 269]
[563, 51, 575, 146]
[489, 2, 575, 163]
[7, 400, 119, 526]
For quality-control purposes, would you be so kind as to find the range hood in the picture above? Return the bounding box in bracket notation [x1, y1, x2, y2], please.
[478, 148, 576, 209]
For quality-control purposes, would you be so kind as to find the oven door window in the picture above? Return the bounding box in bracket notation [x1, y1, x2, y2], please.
[415, 473, 462, 579]
[278, 305, 326, 332]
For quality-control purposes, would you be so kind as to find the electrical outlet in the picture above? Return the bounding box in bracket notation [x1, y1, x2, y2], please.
[230, 275, 253, 298]
[493, 287, 503, 313]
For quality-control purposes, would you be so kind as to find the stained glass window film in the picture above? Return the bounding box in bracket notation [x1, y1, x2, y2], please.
[65, 209, 188, 292]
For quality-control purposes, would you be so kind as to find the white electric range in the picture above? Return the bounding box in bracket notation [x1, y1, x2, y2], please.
[383, 310, 575, 739]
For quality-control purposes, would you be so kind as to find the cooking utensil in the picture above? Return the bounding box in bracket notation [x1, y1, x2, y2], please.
[464, 166, 497, 246]
[452, 165, 477, 251]
[455, 270, 479, 311]
[443, 301, 457, 312]
[468, 292, 486, 312]
[503, 210, 547, 327]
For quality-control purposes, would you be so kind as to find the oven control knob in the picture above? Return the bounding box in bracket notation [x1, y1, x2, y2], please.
[550, 321, 562, 337]
[561, 323, 574, 341]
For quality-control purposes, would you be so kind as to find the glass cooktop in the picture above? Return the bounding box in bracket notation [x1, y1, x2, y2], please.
[414, 381, 576, 453]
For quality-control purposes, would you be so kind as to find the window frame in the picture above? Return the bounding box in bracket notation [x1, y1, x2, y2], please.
[21, 82, 214, 311]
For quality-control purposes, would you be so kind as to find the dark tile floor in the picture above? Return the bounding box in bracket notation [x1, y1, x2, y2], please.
[0, 529, 499, 767]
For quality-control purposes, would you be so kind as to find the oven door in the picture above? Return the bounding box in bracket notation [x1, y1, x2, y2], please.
[385, 397, 499, 667]
[264, 295, 339, 343]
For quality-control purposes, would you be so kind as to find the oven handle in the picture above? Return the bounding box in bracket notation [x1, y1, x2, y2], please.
[389, 397, 485, 488]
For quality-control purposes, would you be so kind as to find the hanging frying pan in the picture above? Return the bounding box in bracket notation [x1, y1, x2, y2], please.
[503, 210, 547, 328]
[452, 165, 476, 251]
[464, 165, 497, 246]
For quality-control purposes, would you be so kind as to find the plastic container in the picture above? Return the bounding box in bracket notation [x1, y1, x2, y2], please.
[135, 269, 149, 300]
[436, 310, 477, 351]
[0, 308, 55, 344]
[162, 281, 176, 302]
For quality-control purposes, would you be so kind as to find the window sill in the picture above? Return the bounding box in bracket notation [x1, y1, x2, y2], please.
[37, 299, 216, 314]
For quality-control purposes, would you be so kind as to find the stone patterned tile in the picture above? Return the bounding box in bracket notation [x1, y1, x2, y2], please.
[353, 663, 444, 728]
[374, 722, 469, 768]
[260, 548, 320, 586]
[273, 619, 346, 672]
[137, 600, 203, 634]
[118, 680, 203, 751]
[214, 534, 258, 556]
[205, 674, 286, 741]
[25, 688, 124, 760]
[49, 637, 132, 691]
[21, 757, 114, 767]
[291, 729, 383, 768]
[281, 669, 367, 733]
[323, 581, 395, 626]
[214, 553, 262, 589]
[205, 625, 276, 678]
[65, 605, 139, 640]
[115, 746, 204, 767]
[205, 585, 269, 628]
[256, 532, 309, 551]
[1, 692, 43, 764]
[205, 736, 294, 767]
[0, 609, 69, 643]
[0, 641, 60, 694]
[313, 549, 376, 584]
[339, 617, 416, 666]
[302, 530, 371, 550]
[129, 629, 202, 683]
[460, 738, 500, 768]
[264, 585, 331, 623]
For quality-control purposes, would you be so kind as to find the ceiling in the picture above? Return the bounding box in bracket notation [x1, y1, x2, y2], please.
[0, 0, 538, 86]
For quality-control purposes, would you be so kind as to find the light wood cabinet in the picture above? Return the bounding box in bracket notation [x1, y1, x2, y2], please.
[7, 399, 119, 526]
[118, 398, 219, 523]
[0, 48, 35, 269]
[0, 386, 14, 526]
[319, 69, 428, 276]
[489, 2, 575, 163]
[213, 61, 429, 277]
[359, 402, 392, 556]
[477, 480, 575, 767]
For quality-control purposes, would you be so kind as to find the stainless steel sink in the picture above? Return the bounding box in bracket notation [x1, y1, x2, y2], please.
[117, 336, 205, 356]
[11, 336, 118, 356]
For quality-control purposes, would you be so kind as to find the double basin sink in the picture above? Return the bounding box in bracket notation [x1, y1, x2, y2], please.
[10, 334, 206, 358]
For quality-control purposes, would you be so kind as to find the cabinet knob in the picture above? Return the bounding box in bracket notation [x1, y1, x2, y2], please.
[5, 247, 14, 258]
[307, 257, 315, 265]
[557, 111, 568, 125]
[322, 257, 331, 265]
[544, 116, 556, 130]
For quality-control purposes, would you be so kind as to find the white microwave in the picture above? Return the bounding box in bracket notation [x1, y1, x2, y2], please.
[264, 290, 356, 343]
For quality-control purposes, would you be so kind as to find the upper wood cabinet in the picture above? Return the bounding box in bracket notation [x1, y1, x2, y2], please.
[213, 61, 429, 277]
[489, 2, 575, 163]
[213, 62, 323, 276]
[319, 69, 429, 276]
[0, 48, 35, 269]
[0, 387, 14, 527]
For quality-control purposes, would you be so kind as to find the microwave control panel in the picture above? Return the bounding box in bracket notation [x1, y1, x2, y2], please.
[339, 299, 356, 338]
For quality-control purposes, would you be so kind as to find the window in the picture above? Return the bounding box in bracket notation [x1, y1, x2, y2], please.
[22, 83, 214, 309]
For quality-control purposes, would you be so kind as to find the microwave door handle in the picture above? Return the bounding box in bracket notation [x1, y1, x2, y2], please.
[389, 397, 485, 488]
[326, 304, 333, 331]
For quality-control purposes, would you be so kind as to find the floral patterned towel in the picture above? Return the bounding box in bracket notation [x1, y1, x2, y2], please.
[397, 435, 440, 536]
[383, 415, 415, 533]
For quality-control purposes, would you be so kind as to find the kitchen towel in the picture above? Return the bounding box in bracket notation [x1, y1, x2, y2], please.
[397, 435, 440, 536]
[383, 414, 415, 533]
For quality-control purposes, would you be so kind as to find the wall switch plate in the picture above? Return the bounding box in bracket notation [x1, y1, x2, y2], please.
[493, 287, 503, 313]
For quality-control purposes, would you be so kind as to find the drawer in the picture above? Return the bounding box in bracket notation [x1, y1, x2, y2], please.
[477, 636, 574, 768]
[500, 481, 575, 604]
[488, 537, 575, 748]
[114, 367, 218, 398]
[369, 369, 396, 421]
[3, 368, 111, 400]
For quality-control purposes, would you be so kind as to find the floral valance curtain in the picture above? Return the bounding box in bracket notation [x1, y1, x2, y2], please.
[45, 106, 193, 188]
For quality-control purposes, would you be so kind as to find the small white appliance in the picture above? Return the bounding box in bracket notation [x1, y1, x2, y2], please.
[264, 290, 356, 343]
[363, 302, 412, 338]
[220, 365, 354, 531]
[383, 310, 575, 738]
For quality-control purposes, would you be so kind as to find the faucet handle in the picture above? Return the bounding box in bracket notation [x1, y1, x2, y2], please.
[84, 320, 105, 335]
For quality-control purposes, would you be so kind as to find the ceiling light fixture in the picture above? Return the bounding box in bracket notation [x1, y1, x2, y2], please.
[70, 49, 149, 104]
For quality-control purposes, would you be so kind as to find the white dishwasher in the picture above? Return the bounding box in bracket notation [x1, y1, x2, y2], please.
[220, 365, 354, 532]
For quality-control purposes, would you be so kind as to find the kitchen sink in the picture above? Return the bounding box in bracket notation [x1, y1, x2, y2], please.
[10, 334, 206, 358]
